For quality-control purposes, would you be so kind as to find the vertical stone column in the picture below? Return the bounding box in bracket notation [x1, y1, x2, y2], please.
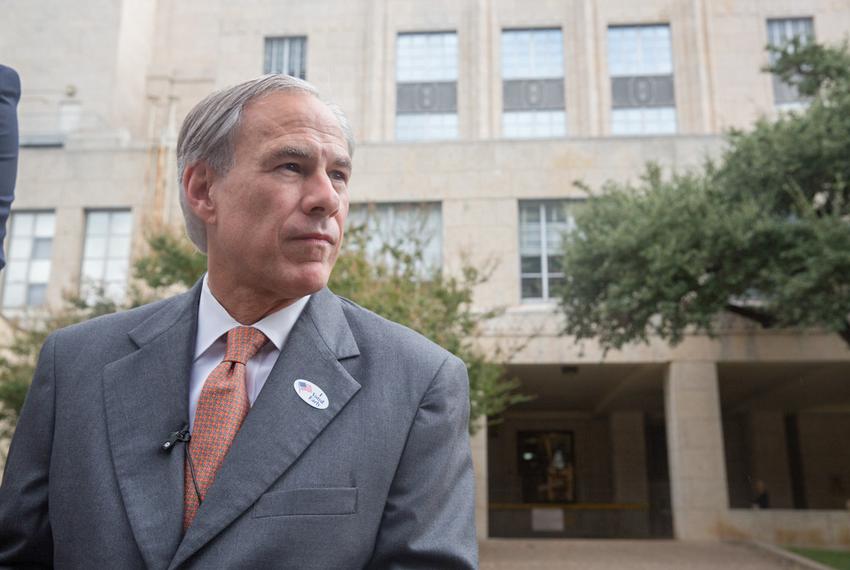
[748, 411, 793, 508]
[470, 422, 489, 539]
[665, 361, 728, 540]
[610, 411, 650, 537]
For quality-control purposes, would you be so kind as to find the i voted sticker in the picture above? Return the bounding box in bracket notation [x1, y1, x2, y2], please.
[294, 379, 329, 410]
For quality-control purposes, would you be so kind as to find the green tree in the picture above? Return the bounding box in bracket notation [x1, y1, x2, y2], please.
[558, 41, 850, 351]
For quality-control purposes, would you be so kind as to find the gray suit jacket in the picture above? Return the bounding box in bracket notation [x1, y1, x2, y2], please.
[0, 284, 477, 569]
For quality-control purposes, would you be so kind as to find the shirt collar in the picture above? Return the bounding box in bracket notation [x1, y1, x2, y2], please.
[194, 274, 311, 360]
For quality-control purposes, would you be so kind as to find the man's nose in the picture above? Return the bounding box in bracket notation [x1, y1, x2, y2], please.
[302, 170, 341, 216]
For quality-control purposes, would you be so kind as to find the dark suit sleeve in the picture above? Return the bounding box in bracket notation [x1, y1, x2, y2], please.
[0, 333, 56, 568]
[366, 355, 478, 570]
[0, 65, 21, 270]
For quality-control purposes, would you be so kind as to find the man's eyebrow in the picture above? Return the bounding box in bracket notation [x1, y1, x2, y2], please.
[333, 156, 353, 170]
[268, 146, 313, 161]
[266, 146, 351, 170]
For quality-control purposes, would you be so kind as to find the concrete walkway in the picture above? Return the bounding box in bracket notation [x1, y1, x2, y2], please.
[480, 539, 810, 569]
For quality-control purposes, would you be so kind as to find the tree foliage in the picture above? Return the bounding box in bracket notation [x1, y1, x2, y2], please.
[0, 225, 526, 435]
[559, 41, 850, 350]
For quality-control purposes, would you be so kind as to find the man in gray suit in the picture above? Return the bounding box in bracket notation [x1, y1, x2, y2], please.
[0, 75, 477, 569]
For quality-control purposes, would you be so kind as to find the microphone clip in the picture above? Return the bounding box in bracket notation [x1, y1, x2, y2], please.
[161, 424, 191, 452]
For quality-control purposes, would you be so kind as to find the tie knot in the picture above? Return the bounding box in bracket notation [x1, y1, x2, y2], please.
[224, 326, 268, 365]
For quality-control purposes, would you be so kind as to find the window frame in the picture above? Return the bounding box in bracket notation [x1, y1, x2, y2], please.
[607, 23, 677, 136]
[263, 35, 308, 79]
[394, 30, 459, 141]
[500, 27, 567, 139]
[519, 199, 581, 303]
[2, 209, 56, 310]
[79, 208, 134, 305]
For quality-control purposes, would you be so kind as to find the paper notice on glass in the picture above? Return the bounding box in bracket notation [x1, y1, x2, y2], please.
[531, 508, 564, 532]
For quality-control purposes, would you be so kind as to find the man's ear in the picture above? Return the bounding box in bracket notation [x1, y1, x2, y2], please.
[182, 162, 217, 224]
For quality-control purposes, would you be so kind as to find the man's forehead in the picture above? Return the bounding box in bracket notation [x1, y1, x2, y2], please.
[239, 92, 349, 154]
[245, 92, 341, 133]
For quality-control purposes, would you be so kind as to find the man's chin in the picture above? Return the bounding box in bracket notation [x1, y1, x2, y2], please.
[283, 266, 332, 296]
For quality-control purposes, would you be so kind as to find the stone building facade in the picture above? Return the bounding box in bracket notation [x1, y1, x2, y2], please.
[2, 0, 850, 547]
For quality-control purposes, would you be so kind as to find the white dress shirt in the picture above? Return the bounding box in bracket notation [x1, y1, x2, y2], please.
[189, 275, 310, 431]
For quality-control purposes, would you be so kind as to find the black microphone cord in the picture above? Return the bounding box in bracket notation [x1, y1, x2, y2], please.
[162, 424, 203, 505]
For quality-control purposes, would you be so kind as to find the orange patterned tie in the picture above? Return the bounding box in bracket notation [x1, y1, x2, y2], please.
[183, 326, 268, 530]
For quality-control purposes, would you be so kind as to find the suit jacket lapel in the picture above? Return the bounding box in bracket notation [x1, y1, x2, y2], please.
[102, 283, 201, 570]
[170, 289, 361, 569]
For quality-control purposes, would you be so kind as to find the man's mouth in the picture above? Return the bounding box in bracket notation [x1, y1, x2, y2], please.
[293, 232, 336, 245]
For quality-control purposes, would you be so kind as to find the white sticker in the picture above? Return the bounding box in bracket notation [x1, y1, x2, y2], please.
[293, 379, 329, 410]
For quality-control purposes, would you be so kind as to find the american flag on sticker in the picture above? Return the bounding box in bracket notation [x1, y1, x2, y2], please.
[293, 379, 329, 409]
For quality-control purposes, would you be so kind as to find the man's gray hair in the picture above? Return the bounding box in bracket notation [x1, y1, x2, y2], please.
[176, 74, 355, 253]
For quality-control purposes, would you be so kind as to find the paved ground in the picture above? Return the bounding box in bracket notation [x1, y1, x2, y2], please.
[480, 539, 811, 569]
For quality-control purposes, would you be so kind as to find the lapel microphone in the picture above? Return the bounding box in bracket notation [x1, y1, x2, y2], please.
[161, 424, 190, 452]
[161, 424, 203, 505]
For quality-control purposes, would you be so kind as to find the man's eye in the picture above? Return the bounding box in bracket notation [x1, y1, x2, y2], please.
[282, 163, 300, 173]
[330, 171, 348, 183]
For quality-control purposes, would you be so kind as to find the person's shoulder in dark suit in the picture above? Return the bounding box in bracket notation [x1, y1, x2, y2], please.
[0, 64, 21, 270]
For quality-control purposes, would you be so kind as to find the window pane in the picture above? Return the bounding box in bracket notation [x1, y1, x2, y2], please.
[548, 277, 564, 297]
[105, 259, 129, 281]
[502, 28, 564, 80]
[28, 260, 51, 283]
[608, 25, 672, 76]
[110, 211, 133, 235]
[520, 203, 541, 224]
[27, 283, 47, 306]
[503, 111, 566, 138]
[611, 107, 676, 135]
[11, 213, 33, 237]
[3, 283, 26, 307]
[347, 202, 442, 274]
[34, 213, 55, 238]
[86, 212, 110, 235]
[82, 259, 103, 281]
[397, 32, 457, 82]
[84, 236, 107, 259]
[264, 36, 308, 78]
[547, 255, 563, 273]
[8, 236, 32, 260]
[6, 261, 27, 282]
[107, 236, 131, 259]
[395, 113, 458, 141]
[521, 256, 542, 274]
[32, 237, 52, 260]
[522, 277, 543, 299]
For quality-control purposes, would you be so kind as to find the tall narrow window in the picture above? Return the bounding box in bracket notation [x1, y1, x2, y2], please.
[767, 18, 814, 110]
[608, 25, 676, 135]
[395, 32, 458, 141]
[347, 202, 442, 275]
[80, 210, 133, 303]
[502, 28, 566, 138]
[264, 36, 307, 78]
[519, 200, 579, 301]
[3, 211, 55, 308]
